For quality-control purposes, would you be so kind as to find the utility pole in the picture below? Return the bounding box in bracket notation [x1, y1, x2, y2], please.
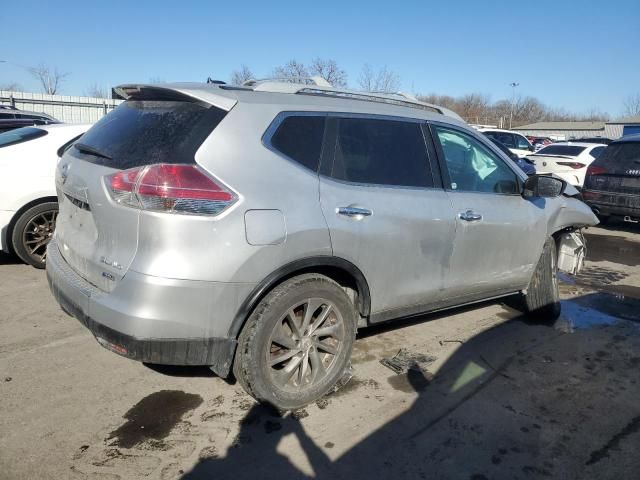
[509, 82, 519, 129]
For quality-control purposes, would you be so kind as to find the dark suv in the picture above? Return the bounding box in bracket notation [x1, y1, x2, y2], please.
[0, 106, 60, 132]
[583, 134, 640, 223]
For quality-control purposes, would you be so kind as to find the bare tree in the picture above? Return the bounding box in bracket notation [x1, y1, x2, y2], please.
[230, 64, 255, 85]
[309, 58, 347, 87]
[623, 93, 640, 117]
[357, 64, 400, 92]
[85, 83, 108, 98]
[28, 64, 68, 95]
[0, 82, 22, 91]
[273, 60, 309, 81]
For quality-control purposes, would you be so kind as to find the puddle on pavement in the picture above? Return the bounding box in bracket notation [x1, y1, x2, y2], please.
[108, 390, 203, 449]
[585, 234, 640, 267]
[555, 292, 640, 331]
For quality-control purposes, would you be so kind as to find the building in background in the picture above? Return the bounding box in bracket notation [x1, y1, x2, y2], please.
[514, 117, 640, 140]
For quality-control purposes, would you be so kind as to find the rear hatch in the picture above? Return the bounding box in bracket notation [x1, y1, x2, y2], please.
[584, 141, 640, 195]
[54, 88, 229, 292]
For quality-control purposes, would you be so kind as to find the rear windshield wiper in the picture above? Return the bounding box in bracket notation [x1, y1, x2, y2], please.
[74, 142, 112, 160]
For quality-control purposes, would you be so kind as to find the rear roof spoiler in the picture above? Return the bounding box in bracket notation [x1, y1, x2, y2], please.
[115, 84, 237, 111]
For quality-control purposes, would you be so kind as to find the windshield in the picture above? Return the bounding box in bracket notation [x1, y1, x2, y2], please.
[535, 145, 586, 156]
[0, 126, 47, 148]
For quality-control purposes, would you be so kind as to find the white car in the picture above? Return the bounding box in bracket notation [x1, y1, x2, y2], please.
[478, 128, 535, 158]
[526, 142, 607, 188]
[0, 124, 91, 267]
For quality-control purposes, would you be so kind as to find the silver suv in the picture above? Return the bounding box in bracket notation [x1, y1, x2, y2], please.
[47, 80, 597, 409]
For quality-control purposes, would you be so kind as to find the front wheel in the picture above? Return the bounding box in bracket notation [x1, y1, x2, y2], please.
[233, 274, 357, 410]
[521, 237, 561, 321]
[11, 202, 58, 269]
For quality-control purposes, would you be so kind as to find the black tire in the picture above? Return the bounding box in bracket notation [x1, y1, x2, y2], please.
[521, 237, 561, 321]
[233, 274, 357, 410]
[11, 202, 58, 269]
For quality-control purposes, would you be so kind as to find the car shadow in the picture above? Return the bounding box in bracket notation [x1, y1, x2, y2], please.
[143, 363, 218, 378]
[180, 291, 640, 480]
[0, 251, 22, 266]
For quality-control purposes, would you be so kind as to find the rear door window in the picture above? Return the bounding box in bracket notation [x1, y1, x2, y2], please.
[515, 135, 531, 150]
[329, 117, 433, 188]
[269, 115, 325, 171]
[0, 126, 47, 148]
[72, 100, 227, 169]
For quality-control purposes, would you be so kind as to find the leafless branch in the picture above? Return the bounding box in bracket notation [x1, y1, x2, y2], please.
[623, 93, 640, 117]
[309, 58, 347, 87]
[230, 64, 255, 85]
[28, 64, 69, 95]
[85, 83, 108, 98]
[358, 64, 400, 93]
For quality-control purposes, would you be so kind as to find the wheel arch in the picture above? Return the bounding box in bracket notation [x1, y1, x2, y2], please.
[4, 196, 58, 253]
[228, 256, 371, 339]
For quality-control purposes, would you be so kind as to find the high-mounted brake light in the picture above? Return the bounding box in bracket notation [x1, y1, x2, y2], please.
[556, 162, 586, 169]
[586, 165, 607, 176]
[106, 164, 236, 216]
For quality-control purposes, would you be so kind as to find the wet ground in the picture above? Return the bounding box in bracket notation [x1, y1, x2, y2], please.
[0, 221, 639, 479]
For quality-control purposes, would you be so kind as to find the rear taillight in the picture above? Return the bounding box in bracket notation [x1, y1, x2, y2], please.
[556, 162, 586, 169]
[106, 164, 236, 216]
[586, 165, 607, 176]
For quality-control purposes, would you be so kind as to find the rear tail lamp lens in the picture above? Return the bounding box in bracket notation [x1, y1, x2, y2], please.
[556, 162, 586, 169]
[106, 164, 236, 216]
[586, 165, 607, 176]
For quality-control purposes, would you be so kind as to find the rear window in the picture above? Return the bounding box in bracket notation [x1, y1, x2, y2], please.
[73, 100, 227, 169]
[0, 127, 47, 148]
[269, 115, 325, 171]
[536, 145, 586, 156]
[596, 142, 640, 168]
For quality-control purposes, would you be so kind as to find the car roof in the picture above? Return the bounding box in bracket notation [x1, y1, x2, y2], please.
[543, 142, 607, 148]
[114, 81, 467, 127]
[611, 133, 640, 144]
[478, 128, 527, 135]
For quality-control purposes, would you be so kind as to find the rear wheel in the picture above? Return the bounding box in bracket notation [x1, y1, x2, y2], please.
[11, 202, 58, 269]
[521, 237, 561, 321]
[233, 274, 356, 410]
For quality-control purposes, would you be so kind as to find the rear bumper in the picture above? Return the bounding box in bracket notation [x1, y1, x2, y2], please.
[582, 190, 640, 218]
[46, 238, 256, 376]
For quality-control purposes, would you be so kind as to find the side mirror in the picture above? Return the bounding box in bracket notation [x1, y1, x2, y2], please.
[528, 145, 535, 152]
[523, 175, 566, 198]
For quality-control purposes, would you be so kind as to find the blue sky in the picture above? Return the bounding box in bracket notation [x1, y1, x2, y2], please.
[1, 0, 638, 116]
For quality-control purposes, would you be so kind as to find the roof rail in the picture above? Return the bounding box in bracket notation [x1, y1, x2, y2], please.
[296, 88, 442, 114]
[242, 76, 332, 88]
[235, 79, 463, 120]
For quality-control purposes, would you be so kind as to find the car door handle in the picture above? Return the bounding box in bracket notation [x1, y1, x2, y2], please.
[458, 210, 483, 222]
[337, 206, 372, 218]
